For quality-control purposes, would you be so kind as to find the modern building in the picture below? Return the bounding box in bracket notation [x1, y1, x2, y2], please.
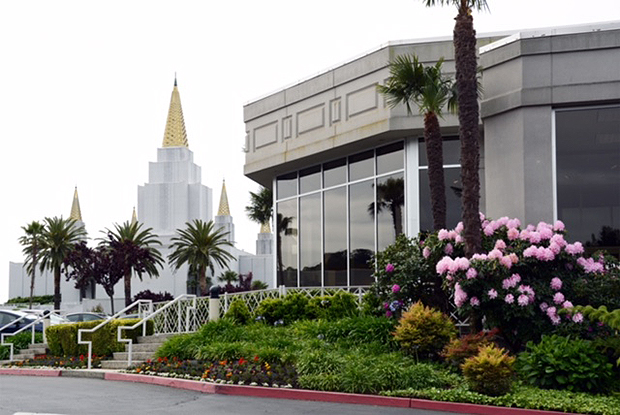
[242, 22, 620, 288]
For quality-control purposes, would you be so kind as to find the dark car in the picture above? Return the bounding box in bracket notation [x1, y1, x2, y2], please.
[65, 312, 108, 323]
[0, 310, 42, 334]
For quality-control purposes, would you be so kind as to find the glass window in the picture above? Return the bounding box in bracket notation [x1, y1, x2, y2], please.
[300, 194, 322, 286]
[377, 142, 404, 175]
[323, 158, 346, 188]
[556, 107, 620, 255]
[349, 150, 374, 181]
[377, 172, 405, 251]
[349, 180, 375, 285]
[276, 199, 298, 286]
[324, 187, 348, 286]
[419, 137, 460, 166]
[300, 166, 321, 194]
[419, 168, 462, 233]
[277, 172, 297, 199]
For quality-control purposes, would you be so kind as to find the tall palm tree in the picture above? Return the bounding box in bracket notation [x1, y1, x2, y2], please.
[245, 186, 273, 230]
[168, 220, 234, 296]
[378, 55, 457, 230]
[39, 216, 86, 310]
[218, 270, 239, 285]
[421, 0, 488, 255]
[18, 221, 45, 309]
[103, 221, 163, 306]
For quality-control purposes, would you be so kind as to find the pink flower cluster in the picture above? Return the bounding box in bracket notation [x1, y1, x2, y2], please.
[436, 256, 470, 275]
[550, 277, 563, 291]
[502, 273, 521, 289]
[577, 257, 604, 274]
[454, 283, 468, 307]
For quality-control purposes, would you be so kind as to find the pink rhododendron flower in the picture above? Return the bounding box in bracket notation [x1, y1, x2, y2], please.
[505, 294, 515, 304]
[550, 277, 562, 291]
[519, 230, 531, 241]
[529, 231, 542, 244]
[539, 248, 555, 262]
[511, 273, 522, 284]
[488, 249, 503, 260]
[550, 315, 561, 325]
[509, 253, 519, 264]
[562, 300, 573, 309]
[466, 268, 478, 279]
[494, 239, 507, 251]
[526, 224, 536, 231]
[551, 234, 567, 247]
[539, 227, 553, 240]
[479, 212, 486, 222]
[540, 302, 549, 312]
[553, 220, 565, 232]
[471, 253, 488, 261]
[546, 306, 557, 318]
[436, 257, 451, 275]
[507, 218, 521, 229]
[438, 229, 450, 241]
[517, 294, 529, 306]
[572, 313, 583, 323]
[455, 235, 464, 243]
[488, 289, 498, 299]
[565, 242, 584, 255]
[455, 222, 464, 234]
[507, 228, 519, 240]
[523, 245, 537, 258]
[448, 230, 458, 240]
[444, 243, 454, 255]
[553, 292, 565, 304]
[500, 255, 513, 269]
[484, 225, 495, 236]
[385, 263, 395, 273]
[577, 257, 604, 273]
[423, 247, 431, 259]
[518, 285, 535, 301]
[454, 283, 468, 307]
[548, 242, 561, 255]
[470, 297, 480, 307]
[455, 257, 470, 271]
[392, 284, 400, 293]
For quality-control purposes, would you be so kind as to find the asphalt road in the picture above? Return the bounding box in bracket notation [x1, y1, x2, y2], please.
[0, 376, 455, 415]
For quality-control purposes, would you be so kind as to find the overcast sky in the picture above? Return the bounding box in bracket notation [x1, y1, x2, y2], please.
[1, 0, 618, 302]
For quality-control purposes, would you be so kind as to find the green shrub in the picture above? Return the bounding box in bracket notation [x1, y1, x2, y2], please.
[281, 293, 310, 322]
[517, 335, 614, 393]
[441, 329, 498, 371]
[461, 344, 515, 396]
[154, 333, 198, 360]
[360, 290, 383, 316]
[46, 319, 153, 357]
[306, 292, 358, 320]
[0, 331, 44, 360]
[254, 298, 286, 324]
[393, 301, 456, 359]
[224, 299, 252, 324]
[6, 295, 54, 304]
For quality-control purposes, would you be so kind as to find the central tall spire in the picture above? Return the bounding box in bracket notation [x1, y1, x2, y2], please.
[70, 186, 83, 222]
[162, 76, 189, 148]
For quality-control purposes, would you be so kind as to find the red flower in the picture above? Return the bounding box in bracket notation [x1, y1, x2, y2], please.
[238, 357, 247, 365]
[253, 355, 259, 362]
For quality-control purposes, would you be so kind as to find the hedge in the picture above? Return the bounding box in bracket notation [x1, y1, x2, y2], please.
[46, 319, 154, 357]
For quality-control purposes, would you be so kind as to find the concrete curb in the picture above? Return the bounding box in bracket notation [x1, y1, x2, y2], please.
[0, 368, 575, 415]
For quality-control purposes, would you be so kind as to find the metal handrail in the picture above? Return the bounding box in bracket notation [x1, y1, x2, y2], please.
[117, 294, 196, 367]
[78, 300, 153, 369]
[0, 310, 62, 361]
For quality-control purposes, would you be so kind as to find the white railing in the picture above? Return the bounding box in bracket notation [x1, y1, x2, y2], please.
[78, 300, 153, 369]
[0, 311, 61, 361]
[117, 294, 196, 367]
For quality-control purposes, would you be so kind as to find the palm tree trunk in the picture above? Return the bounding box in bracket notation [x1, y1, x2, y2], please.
[29, 251, 37, 310]
[454, 10, 482, 256]
[124, 270, 132, 307]
[424, 112, 447, 230]
[54, 266, 61, 311]
[199, 266, 208, 297]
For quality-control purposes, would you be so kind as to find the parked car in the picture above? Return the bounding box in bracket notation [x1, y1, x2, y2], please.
[0, 309, 42, 334]
[65, 312, 108, 323]
[21, 310, 70, 326]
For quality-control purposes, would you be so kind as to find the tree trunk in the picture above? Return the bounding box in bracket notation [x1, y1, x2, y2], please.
[124, 270, 132, 307]
[199, 266, 208, 297]
[424, 112, 447, 231]
[29, 251, 37, 310]
[53, 266, 61, 311]
[109, 295, 115, 314]
[454, 10, 482, 256]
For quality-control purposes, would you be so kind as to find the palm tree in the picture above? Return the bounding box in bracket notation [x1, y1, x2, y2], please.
[245, 186, 273, 230]
[103, 221, 163, 307]
[18, 221, 45, 309]
[374, 177, 406, 237]
[39, 216, 86, 310]
[219, 270, 239, 285]
[378, 55, 457, 230]
[421, 0, 488, 255]
[168, 220, 234, 296]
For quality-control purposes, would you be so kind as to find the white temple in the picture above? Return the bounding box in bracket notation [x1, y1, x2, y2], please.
[7, 79, 274, 312]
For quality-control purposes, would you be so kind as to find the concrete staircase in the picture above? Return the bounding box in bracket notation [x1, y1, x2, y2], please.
[0, 342, 48, 364]
[100, 334, 173, 370]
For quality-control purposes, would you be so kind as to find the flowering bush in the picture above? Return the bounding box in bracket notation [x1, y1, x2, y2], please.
[434, 215, 619, 350]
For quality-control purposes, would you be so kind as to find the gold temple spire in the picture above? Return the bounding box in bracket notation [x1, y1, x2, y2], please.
[217, 179, 230, 216]
[260, 221, 271, 234]
[69, 186, 83, 222]
[131, 207, 137, 226]
[162, 77, 189, 148]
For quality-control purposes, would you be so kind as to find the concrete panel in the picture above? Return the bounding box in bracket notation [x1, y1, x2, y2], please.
[296, 104, 325, 135]
[346, 83, 378, 119]
[254, 120, 279, 149]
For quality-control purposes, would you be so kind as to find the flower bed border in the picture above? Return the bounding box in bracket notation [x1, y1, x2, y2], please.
[0, 368, 575, 415]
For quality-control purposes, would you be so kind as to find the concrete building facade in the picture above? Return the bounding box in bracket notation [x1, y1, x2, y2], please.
[243, 22, 620, 288]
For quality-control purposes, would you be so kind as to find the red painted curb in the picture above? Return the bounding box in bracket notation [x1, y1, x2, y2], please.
[0, 368, 61, 377]
[215, 384, 410, 408]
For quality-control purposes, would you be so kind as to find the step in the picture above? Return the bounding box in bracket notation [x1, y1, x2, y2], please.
[127, 342, 161, 353]
[113, 351, 155, 361]
[20, 346, 47, 355]
[136, 334, 175, 343]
